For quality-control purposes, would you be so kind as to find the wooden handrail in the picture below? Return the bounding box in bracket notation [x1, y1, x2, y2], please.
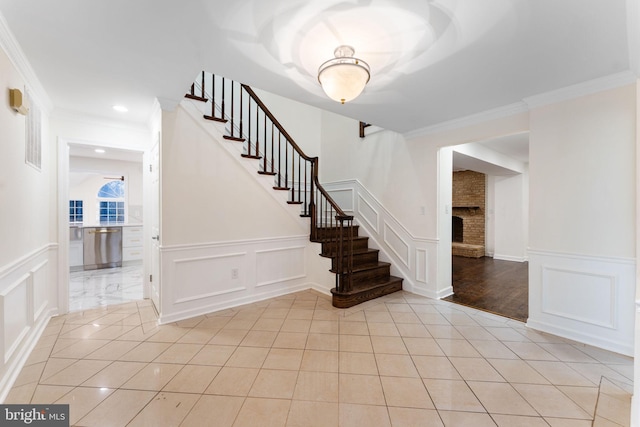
[241, 85, 316, 163]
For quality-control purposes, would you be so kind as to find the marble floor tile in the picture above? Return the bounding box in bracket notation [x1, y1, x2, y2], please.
[69, 265, 143, 312]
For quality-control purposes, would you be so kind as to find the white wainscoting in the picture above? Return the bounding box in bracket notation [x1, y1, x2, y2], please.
[528, 249, 636, 356]
[323, 180, 441, 299]
[159, 236, 330, 324]
[0, 244, 57, 401]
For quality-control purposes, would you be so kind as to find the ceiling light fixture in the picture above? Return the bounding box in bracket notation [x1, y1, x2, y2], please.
[94, 148, 106, 154]
[112, 105, 128, 113]
[318, 45, 370, 104]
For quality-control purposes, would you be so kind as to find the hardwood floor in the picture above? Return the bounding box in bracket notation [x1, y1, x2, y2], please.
[444, 256, 529, 322]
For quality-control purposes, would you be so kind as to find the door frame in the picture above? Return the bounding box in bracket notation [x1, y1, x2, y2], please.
[57, 137, 150, 314]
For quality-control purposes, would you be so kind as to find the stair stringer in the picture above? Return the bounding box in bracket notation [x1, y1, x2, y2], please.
[179, 97, 335, 296]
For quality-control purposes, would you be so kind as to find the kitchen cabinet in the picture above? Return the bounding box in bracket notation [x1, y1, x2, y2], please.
[123, 226, 143, 262]
[69, 227, 83, 270]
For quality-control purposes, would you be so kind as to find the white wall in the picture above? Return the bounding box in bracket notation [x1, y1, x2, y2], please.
[252, 88, 322, 157]
[527, 84, 636, 355]
[51, 112, 150, 152]
[0, 31, 57, 400]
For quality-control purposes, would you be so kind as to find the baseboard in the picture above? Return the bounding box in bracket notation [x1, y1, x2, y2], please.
[526, 318, 633, 357]
[493, 254, 527, 262]
[158, 283, 318, 324]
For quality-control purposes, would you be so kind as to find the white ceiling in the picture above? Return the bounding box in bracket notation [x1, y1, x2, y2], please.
[69, 143, 143, 163]
[0, 0, 636, 171]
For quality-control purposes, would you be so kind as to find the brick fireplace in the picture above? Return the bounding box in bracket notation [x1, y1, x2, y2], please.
[452, 170, 485, 258]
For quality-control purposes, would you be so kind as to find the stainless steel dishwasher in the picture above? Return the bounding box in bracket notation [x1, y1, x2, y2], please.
[83, 227, 123, 270]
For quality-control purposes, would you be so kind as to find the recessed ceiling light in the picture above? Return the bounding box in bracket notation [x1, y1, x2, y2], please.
[112, 105, 128, 113]
[94, 148, 106, 154]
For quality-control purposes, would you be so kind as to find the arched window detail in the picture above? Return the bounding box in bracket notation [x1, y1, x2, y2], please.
[98, 180, 125, 198]
[98, 180, 125, 223]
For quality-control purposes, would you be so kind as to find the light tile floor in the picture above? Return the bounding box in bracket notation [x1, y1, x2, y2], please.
[6, 290, 633, 427]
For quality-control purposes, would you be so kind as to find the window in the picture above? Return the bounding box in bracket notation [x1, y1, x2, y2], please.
[97, 180, 125, 223]
[97, 180, 125, 198]
[99, 201, 125, 223]
[69, 200, 83, 223]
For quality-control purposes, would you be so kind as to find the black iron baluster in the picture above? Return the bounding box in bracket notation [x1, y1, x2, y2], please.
[239, 85, 243, 138]
[200, 71, 205, 99]
[212, 74, 216, 118]
[221, 77, 226, 120]
[247, 97, 252, 155]
[230, 81, 235, 137]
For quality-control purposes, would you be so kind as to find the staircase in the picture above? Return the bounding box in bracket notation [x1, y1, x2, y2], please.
[185, 71, 402, 308]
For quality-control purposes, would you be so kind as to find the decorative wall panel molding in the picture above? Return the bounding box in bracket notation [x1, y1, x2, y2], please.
[415, 249, 428, 283]
[383, 222, 410, 268]
[324, 180, 439, 299]
[0, 244, 56, 402]
[159, 236, 327, 324]
[528, 249, 635, 356]
[328, 188, 355, 213]
[173, 252, 247, 304]
[541, 266, 616, 328]
[256, 246, 306, 288]
[357, 195, 379, 233]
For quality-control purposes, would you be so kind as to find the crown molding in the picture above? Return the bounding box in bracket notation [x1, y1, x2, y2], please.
[524, 70, 637, 109]
[403, 102, 529, 140]
[0, 10, 53, 114]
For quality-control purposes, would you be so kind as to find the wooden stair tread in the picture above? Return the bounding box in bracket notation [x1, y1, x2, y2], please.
[337, 276, 403, 294]
[313, 235, 369, 244]
[224, 135, 245, 142]
[330, 261, 390, 275]
[185, 94, 208, 102]
[331, 276, 403, 308]
[320, 247, 378, 257]
[203, 115, 227, 123]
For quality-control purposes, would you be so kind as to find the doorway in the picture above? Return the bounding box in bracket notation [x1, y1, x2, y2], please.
[62, 141, 147, 312]
[441, 134, 530, 321]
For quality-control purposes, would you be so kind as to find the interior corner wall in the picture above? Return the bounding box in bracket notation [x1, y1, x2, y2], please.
[157, 102, 332, 323]
[0, 42, 57, 400]
[528, 84, 636, 355]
